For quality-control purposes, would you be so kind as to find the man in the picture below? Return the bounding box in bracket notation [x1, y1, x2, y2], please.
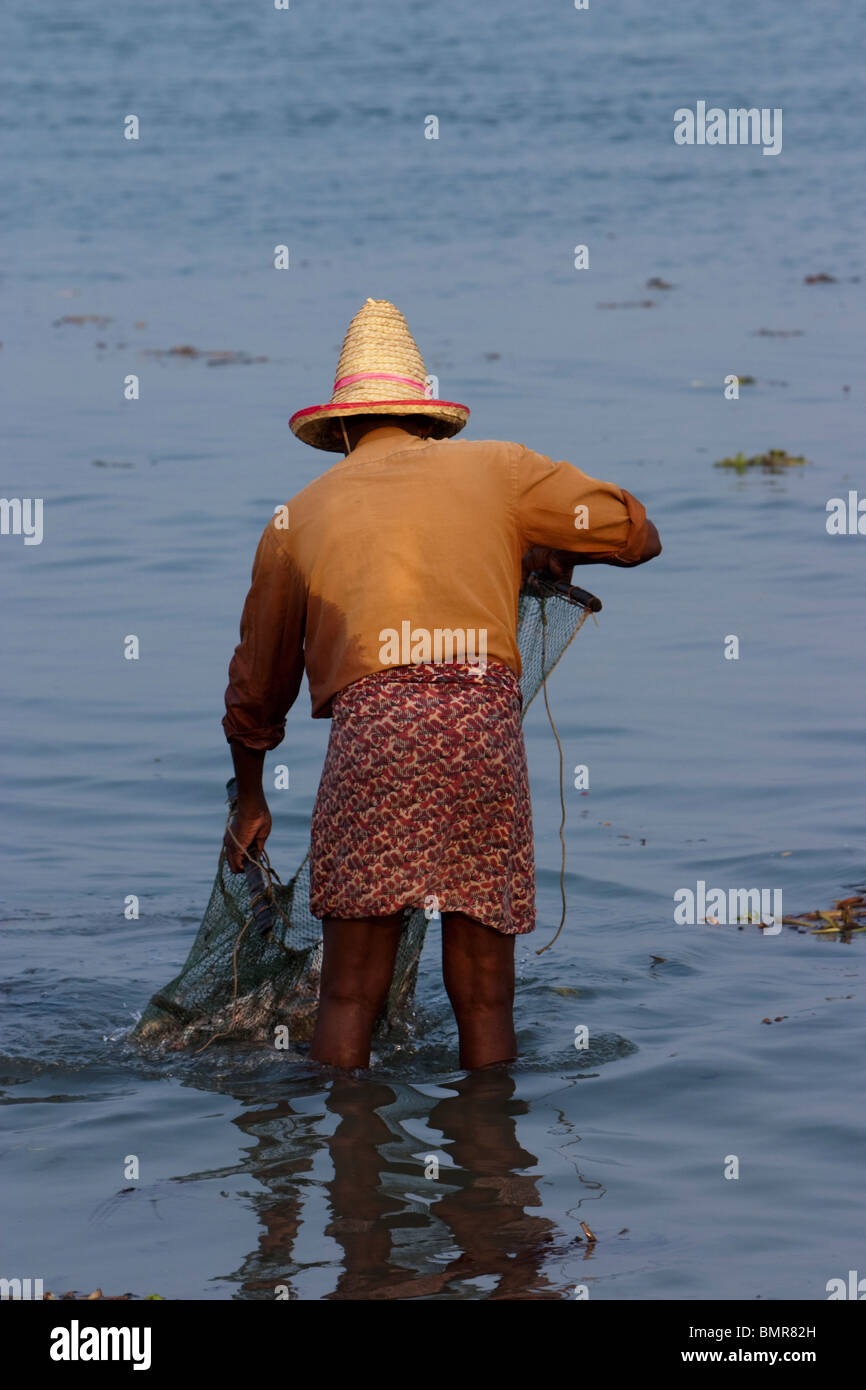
[223, 298, 660, 1069]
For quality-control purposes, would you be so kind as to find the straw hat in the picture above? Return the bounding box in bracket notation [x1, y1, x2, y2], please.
[289, 298, 470, 451]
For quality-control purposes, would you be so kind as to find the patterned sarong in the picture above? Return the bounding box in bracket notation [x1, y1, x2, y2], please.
[309, 661, 535, 934]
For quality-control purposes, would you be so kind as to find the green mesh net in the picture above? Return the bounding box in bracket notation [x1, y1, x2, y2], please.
[132, 576, 600, 1051]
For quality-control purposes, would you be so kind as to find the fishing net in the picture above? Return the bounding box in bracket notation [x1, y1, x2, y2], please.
[132, 574, 600, 1051]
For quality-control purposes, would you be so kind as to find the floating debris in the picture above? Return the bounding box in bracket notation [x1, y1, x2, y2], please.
[646, 277, 674, 290]
[751, 327, 803, 337]
[484, 351, 501, 361]
[42, 1289, 162, 1301]
[53, 315, 113, 327]
[144, 346, 268, 366]
[92, 459, 134, 469]
[206, 352, 269, 367]
[597, 299, 655, 310]
[698, 373, 783, 391]
[782, 894, 866, 940]
[804, 273, 836, 284]
[761, 1017, 788, 1025]
[715, 448, 809, 474]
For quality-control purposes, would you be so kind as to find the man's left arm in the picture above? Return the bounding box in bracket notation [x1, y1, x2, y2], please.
[517, 449, 661, 581]
[523, 499, 660, 580]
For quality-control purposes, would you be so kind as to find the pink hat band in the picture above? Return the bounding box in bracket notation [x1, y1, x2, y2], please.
[333, 370, 426, 393]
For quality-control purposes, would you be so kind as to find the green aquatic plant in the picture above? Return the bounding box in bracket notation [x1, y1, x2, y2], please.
[783, 893, 866, 939]
[715, 448, 808, 474]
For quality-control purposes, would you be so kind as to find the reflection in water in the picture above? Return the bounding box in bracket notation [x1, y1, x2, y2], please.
[425, 1069, 564, 1300]
[324, 1077, 420, 1300]
[228, 1067, 573, 1299]
[228, 1091, 315, 1298]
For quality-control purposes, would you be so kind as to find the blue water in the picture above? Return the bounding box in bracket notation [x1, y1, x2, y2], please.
[1, 0, 864, 1299]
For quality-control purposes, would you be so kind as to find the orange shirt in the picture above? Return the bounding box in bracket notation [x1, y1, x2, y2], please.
[223, 427, 648, 747]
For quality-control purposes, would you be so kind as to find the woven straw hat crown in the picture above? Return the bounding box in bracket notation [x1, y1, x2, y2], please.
[331, 299, 427, 407]
[289, 298, 470, 451]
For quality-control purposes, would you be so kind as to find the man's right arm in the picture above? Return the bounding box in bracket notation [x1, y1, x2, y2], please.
[222, 520, 306, 871]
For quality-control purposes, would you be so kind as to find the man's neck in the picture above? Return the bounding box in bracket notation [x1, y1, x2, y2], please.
[345, 424, 426, 458]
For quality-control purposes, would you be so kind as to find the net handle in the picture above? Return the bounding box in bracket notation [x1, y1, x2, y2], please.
[522, 572, 603, 613]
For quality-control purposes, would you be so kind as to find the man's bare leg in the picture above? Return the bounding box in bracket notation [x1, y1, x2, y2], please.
[442, 912, 517, 1069]
[310, 913, 404, 1068]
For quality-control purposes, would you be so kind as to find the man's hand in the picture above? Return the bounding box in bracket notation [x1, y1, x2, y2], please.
[224, 795, 272, 875]
[224, 739, 271, 873]
[521, 546, 577, 584]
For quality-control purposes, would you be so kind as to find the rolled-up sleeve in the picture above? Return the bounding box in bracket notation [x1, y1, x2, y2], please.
[516, 446, 649, 562]
[222, 519, 307, 751]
